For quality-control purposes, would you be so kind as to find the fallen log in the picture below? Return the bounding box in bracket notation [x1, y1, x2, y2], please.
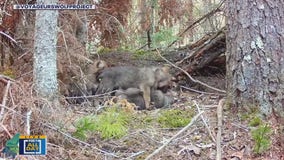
[175, 27, 226, 76]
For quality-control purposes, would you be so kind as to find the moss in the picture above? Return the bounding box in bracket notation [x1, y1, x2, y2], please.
[133, 50, 147, 56]
[97, 46, 113, 54]
[240, 113, 250, 121]
[129, 112, 156, 129]
[1, 68, 16, 79]
[239, 104, 261, 122]
[73, 106, 132, 140]
[143, 116, 155, 123]
[130, 109, 194, 130]
[249, 117, 262, 127]
[157, 109, 194, 128]
[247, 105, 259, 114]
[132, 50, 160, 60]
[222, 98, 233, 111]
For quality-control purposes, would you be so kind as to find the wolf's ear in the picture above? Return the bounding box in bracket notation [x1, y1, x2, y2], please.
[95, 60, 108, 70]
[161, 66, 170, 73]
[154, 66, 170, 78]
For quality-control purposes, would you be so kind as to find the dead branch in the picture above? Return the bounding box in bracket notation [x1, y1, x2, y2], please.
[125, 151, 145, 159]
[216, 99, 224, 160]
[0, 81, 11, 122]
[177, 27, 225, 65]
[0, 124, 12, 138]
[156, 50, 226, 93]
[145, 111, 204, 160]
[0, 74, 16, 83]
[180, 86, 225, 96]
[0, 31, 18, 44]
[193, 100, 216, 143]
[26, 110, 32, 135]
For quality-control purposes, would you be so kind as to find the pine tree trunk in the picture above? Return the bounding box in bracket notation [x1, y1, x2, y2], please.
[226, 0, 284, 116]
[34, 0, 59, 100]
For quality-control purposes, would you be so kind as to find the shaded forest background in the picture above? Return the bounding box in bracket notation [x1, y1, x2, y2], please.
[0, 0, 225, 76]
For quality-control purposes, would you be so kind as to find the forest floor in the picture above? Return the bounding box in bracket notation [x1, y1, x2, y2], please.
[1, 51, 283, 160]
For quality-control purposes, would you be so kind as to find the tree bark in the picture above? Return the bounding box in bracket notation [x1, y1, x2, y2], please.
[226, 0, 284, 116]
[34, 0, 59, 100]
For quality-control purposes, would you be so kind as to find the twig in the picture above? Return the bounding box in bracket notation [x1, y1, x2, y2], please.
[8, 88, 15, 108]
[26, 110, 32, 135]
[0, 124, 12, 138]
[0, 81, 11, 122]
[180, 85, 225, 96]
[0, 31, 18, 44]
[145, 111, 204, 160]
[156, 50, 226, 93]
[0, 74, 16, 82]
[136, 43, 148, 51]
[231, 123, 249, 132]
[193, 101, 216, 143]
[123, 151, 145, 160]
[196, 143, 215, 149]
[17, 51, 30, 60]
[65, 90, 117, 99]
[216, 98, 225, 160]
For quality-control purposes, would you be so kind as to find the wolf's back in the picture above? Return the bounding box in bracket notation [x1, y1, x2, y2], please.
[95, 66, 148, 94]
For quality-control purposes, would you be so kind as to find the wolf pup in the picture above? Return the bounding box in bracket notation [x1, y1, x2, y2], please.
[115, 88, 145, 110]
[150, 89, 173, 108]
[115, 88, 173, 109]
[85, 60, 108, 94]
[154, 66, 173, 93]
[95, 66, 171, 109]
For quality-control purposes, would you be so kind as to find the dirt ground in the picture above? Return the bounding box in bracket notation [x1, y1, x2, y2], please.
[1, 51, 283, 160]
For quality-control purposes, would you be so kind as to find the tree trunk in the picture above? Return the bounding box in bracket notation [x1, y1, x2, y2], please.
[34, 0, 59, 100]
[226, 0, 284, 117]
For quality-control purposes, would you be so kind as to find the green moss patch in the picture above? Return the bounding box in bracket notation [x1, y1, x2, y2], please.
[157, 109, 194, 128]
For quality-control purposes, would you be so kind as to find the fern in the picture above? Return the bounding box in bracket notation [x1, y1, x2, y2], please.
[95, 107, 131, 139]
[73, 115, 97, 141]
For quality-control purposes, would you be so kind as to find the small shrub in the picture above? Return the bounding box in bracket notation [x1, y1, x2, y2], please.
[251, 124, 272, 154]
